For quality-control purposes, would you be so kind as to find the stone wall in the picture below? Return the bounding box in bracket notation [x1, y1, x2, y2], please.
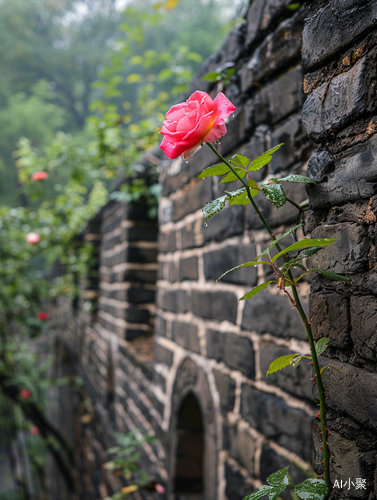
[302, 2, 377, 499]
[49, 1, 377, 499]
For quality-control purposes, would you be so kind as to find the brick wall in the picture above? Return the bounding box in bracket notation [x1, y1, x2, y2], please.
[49, 1, 377, 499]
[302, 2, 377, 499]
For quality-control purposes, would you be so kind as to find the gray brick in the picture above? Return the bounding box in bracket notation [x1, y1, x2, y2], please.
[311, 223, 370, 274]
[173, 180, 212, 222]
[242, 289, 308, 340]
[308, 135, 377, 209]
[203, 245, 257, 286]
[302, 0, 377, 70]
[310, 292, 351, 348]
[192, 290, 238, 323]
[240, 384, 313, 461]
[213, 370, 236, 413]
[171, 321, 200, 353]
[154, 343, 174, 367]
[206, 330, 255, 378]
[178, 256, 198, 281]
[302, 57, 369, 142]
[350, 295, 377, 361]
[259, 342, 313, 401]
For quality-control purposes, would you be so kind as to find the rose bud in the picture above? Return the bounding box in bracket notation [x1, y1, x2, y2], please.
[160, 91, 236, 160]
[30, 425, 40, 435]
[20, 389, 31, 398]
[25, 232, 41, 245]
[31, 171, 49, 181]
[37, 312, 48, 321]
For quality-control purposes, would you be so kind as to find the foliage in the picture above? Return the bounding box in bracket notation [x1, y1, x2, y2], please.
[104, 429, 157, 487]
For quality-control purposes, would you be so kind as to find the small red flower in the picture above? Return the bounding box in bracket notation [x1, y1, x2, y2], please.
[20, 389, 31, 399]
[38, 312, 48, 321]
[31, 171, 49, 181]
[30, 425, 39, 435]
[25, 232, 41, 245]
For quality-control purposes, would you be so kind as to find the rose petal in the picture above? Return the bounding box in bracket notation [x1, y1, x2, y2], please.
[204, 121, 227, 143]
[213, 92, 236, 120]
[160, 136, 188, 159]
[182, 140, 203, 160]
[166, 103, 189, 121]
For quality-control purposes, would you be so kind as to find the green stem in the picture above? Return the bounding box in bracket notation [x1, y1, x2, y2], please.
[206, 142, 331, 494]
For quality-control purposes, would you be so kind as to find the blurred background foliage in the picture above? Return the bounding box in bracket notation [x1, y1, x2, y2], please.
[0, 0, 242, 497]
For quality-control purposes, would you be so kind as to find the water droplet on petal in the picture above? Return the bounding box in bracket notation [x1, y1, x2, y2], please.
[204, 222, 208, 228]
[185, 161, 188, 164]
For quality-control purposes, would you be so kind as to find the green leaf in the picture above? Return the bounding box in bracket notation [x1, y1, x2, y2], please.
[261, 183, 287, 208]
[267, 467, 290, 487]
[216, 260, 272, 283]
[286, 2, 302, 12]
[242, 485, 274, 500]
[229, 186, 259, 206]
[307, 269, 350, 283]
[202, 71, 222, 82]
[266, 354, 301, 375]
[272, 238, 337, 263]
[198, 163, 230, 179]
[320, 365, 342, 375]
[202, 189, 245, 221]
[230, 154, 250, 168]
[248, 144, 284, 171]
[315, 337, 329, 356]
[291, 355, 311, 366]
[273, 174, 316, 185]
[280, 247, 322, 270]
[239, 281, 274, 301]
[295, 478, 328, 500]
[220, 167, 246, 184]
[254, 224, 303, 261]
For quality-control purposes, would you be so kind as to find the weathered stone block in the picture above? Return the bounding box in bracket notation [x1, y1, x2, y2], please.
[259, 341, 313, 400]
[240, 384, 312, 461]
[225, 422, 256, 476]
[172, 181, 212, 222]
[302, 0, 377, 70]
[203, 205, 244, 243]
[259, 446, 307, 493]
[192, 290, 238, 323]
[350, 295, 377, 361]
[302, 57, 369, 142]
[171, 321, 200, 353]
[155, 313, 167, 337]
[157, 289, 189, 313]
[254, 66, 304, 128]
[158, 230, 176, 253]
[318, 358, 377, 429]
[213, 370, 236, 413]
[241, 289, 308, 340]
[310, 292, 351, 348]
[206, 330, 255, 378]
[154, 343, 174, 367]
[203, 244, 257, 286]
[311, 223, 370, 274]
[307, 135, 377, 209]
[225, 461, 254, 500]
[307, 148, 335, 184]
[178, 256, 198, 281]
[245, 0, 293, 48]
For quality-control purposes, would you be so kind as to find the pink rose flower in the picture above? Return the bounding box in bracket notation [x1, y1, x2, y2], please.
[30, 425, 40, 435]
[31, 171, 49, 181]
[160, 91, 236, 160]
[38, 312, 48, 321]
[25, 232, 41, 245]
[20, 389, 31, 399]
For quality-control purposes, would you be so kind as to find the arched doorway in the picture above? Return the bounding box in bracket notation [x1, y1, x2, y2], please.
[173, 392, 204, 500]
[168, 358, 218, 500]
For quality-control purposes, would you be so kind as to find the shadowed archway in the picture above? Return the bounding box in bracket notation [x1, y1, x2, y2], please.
[173, 392, 204, 499]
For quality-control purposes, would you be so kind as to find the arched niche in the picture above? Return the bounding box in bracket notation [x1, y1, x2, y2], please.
[168, 358, 217, 500]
